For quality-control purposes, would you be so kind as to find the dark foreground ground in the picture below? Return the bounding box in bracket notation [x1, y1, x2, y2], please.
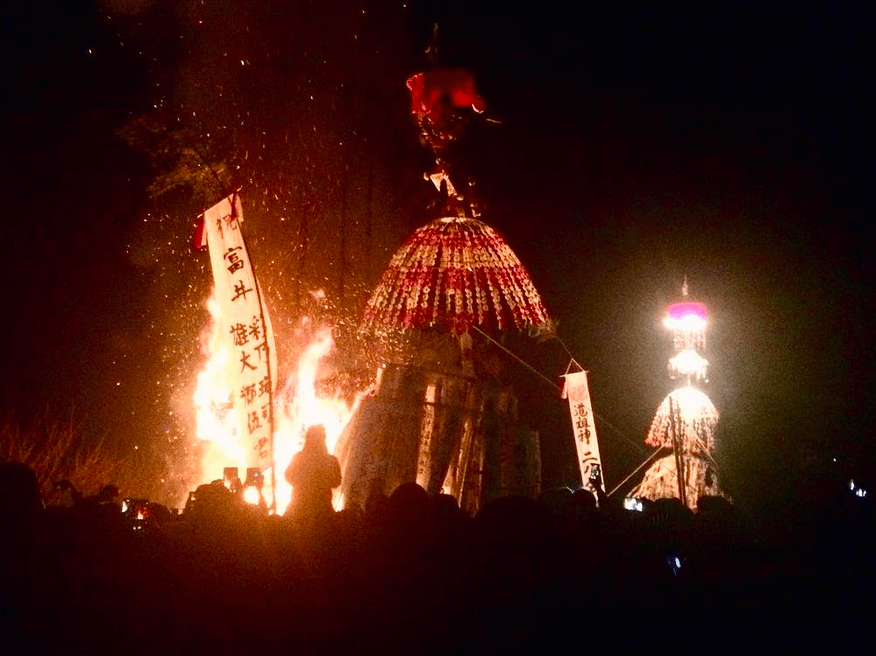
[2, 467, 873, 655]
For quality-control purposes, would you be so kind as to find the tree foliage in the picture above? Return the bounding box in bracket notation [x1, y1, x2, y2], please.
[0, 415, 158, 503]
[117, 113, 234, 205]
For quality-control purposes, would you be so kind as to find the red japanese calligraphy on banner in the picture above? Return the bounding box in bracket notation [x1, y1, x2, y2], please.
[202, 194, 277, 471]
[564, 371, 603, 490]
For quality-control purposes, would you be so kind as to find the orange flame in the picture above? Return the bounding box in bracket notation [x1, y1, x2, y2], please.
[192, 294, 363, 514]
[193, 295, 246, 482]
[273, 327, 361, 513]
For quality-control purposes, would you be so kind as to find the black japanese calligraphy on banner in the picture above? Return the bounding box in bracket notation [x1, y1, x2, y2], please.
[563, 371, 604, 487]
[203, 195, 277, 469]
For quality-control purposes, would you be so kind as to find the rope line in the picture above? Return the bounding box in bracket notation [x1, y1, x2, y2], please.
[472, 325, 562, 392]
[471, 326, 717, 497]
[472, 326, 648, 459]
[607, 447, 666, 497]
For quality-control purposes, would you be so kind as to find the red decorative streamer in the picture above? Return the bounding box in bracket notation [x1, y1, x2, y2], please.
[363, 216, 550, 335]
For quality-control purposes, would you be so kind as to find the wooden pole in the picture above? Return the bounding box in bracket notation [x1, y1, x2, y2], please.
[669, 396, 687, 508]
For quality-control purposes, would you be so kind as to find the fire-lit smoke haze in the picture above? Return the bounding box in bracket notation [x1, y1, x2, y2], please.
[85, 2, 424, 502]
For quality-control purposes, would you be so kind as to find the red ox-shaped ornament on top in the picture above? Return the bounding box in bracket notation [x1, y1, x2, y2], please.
[406, 69, 487, 117]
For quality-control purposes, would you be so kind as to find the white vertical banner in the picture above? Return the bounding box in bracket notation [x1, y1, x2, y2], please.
[203, 194, 277, 471]
[564, 371, 603, 487]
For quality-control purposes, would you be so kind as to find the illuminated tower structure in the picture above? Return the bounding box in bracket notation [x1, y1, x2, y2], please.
[631, 281, 725, 509]
[336, 67, 549, 514]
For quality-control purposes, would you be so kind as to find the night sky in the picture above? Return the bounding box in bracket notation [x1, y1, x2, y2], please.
[2, 1, 873, 508]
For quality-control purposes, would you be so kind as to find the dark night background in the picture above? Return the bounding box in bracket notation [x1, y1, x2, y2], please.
[2, 1, 873, 512]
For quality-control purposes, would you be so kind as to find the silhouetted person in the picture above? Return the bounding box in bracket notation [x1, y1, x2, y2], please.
[0, 462, 47, 654]
[386, 482, 431, 543]
[0, 461, 42, 532]
[571, 488, 597, 525]
[50, 479, 81, 508]
[285, 424, 341, 529]
[588, 467, 609, 507]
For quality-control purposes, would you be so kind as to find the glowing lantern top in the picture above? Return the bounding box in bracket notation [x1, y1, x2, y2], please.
[665, 302, 707, 325]
[664, 286, 708, 381]
[362, 216, 551, 335]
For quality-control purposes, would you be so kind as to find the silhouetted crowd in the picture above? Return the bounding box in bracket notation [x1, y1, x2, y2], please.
[1, 458, 873, 655]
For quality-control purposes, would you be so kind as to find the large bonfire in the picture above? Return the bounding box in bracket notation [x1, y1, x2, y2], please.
[190, 195, 363, 514]
[194, 301, 363, 514]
